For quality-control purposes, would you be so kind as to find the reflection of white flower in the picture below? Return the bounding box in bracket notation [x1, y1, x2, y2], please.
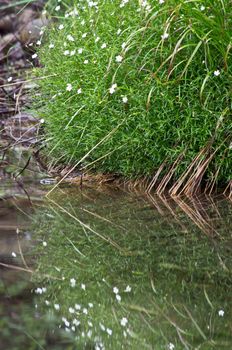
[116, 294, 121, 302]
[120, 317, 128, 327]
[106, 328, 112, 335]
[70, 278, 76, 287]
[73, 319, 80, 326]
[124, 285, 131, 292]
[113, 287, 119, 294]
[54, 304, 60, 310]
[218, 309, 224, 317]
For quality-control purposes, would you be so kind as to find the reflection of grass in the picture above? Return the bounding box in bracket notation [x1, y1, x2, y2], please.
[32, 189, 232, 349]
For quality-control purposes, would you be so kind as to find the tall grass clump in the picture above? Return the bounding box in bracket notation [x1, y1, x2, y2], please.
[35, 0, 232, 191]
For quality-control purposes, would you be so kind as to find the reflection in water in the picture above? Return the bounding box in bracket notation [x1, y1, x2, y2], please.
[26, 188, 232, 350]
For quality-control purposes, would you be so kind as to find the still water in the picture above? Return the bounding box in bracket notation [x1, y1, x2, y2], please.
[0, 179, 232, 349]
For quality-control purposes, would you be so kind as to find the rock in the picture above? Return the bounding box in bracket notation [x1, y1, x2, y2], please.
[0, 15, 15, 34]
[4, 113, 41, 143]
[19, 17, 49, 45]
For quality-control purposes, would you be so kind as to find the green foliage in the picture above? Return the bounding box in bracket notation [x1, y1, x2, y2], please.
[35, 0, 232, 183]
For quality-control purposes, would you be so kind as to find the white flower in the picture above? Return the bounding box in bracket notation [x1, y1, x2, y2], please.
[106, 328, 112, 336]
[70, 278, 76, 287]
[113, 287, 119, 294]
[122, 42, 126, 49]
[101, 43, 107, 49]
[67, 34, 74, 42]
[11, 251, 16, 257]
[32, 53, 37, 59]
[75, 304, 81, 310]
[71, 326, 76, 332]
[77, 88, 82, 94]
[69, 307, 75, 314]
[116, 55, 123, 63]
[81, 20, 85, 25]
[43, 241, 47, 247]
[81, 283, 86, 290]
[214, 70, 220, 76]
[109, 83, 117, 94]
[83, 308, 88, 314]
[66, 83, 73, 91]
[65, 327, 70, 332]
[120, 317, 128, 327]
[70, 50, 76, 56]
[78, 48, 83, 54]
[124, 285, 131, 292]
[88, 321, 93, 327]
[36, 40, 41, 46]
[159, 0, 165, 4]
[218, 309, 224, 317]
[42, 287, 47, 293]
[122, 96, 128, 104]
[116, 294, 121, 302]
[117, 29, 122, 35]
[84, 59, 89, 64]
[82, 33, 87, 38]
[54, 304, 60, 310]
[200, 5, 205, 11]
[45, 300, 50, 305]
[49, 43, 54, 49]
[168, 343, 175, 350]
[64, 50, 70, 56]
[55, 5, 60, 11]
[161, 32, 169, 40]
[58, 24, 64, 30]
[88, 303, 93, 308]
[95, 36, 100, 42]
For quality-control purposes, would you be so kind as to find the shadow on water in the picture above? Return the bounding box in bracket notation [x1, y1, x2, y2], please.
[0, 179, 232, 349]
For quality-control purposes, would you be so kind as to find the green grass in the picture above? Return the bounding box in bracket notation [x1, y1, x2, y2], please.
[34, 0, 232, 190]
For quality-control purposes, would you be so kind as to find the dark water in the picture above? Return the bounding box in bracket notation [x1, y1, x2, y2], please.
[0, 177, 232, 349]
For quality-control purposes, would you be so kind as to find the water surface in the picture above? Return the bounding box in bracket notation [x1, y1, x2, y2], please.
[1, 183, 232, 349]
